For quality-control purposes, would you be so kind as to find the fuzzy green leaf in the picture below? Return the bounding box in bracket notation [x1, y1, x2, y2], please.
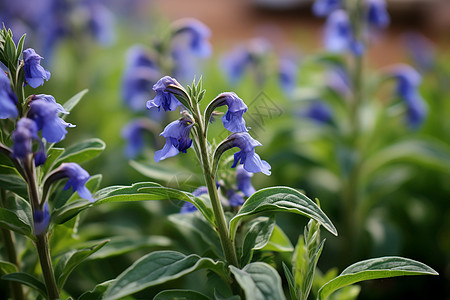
[154, 289, 212, 300]
[260, 225, 293, 252]
[240, 216, 275, 265]
[0, 174, 28, 199]
[230, 262, 286, 300]
[57, 138, 105, 165]
[62, 89, 88, 115]
[229, 187, 337, 240]
[2, 272, 47, 298]
[0, 260, 18, 275]
[318, 256, 438, 300]
[103, 251, 226, 300]
[0, 208, 32, 237]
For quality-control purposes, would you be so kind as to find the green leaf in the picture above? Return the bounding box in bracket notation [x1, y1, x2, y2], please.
[62, 89, 88, 115]
[317, 256, 438, 300]
[40, 147, 64, 175]
[129, 160, 198, 184]
[260, 225, 293, 252]
[55, 240, 108, 289]
[103, 251, 226, 300]
[2, 272, 47, 298]
[139, 187, 215, 227]
[154, 290, 212, 300]
[240, 216, 275, 265]
[229, 187, 337, 240]
[230, 262, 286, 300]
[15, 34, 26, 62]
[93, 182, 161, 205]
[282, 262, 298, 300]
[0, 260, 18, 275]
[78, 280, 114, 300]
[301, 239, 325, 300]
[0, 174, 28, 199]
[0, 207, 32, 237]
[57, 138, 106, 165]
[51, 199, 92, 225]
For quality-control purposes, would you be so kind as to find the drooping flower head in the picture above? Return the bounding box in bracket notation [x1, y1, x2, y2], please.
[27, 97, 75, 143]
[210, 92, 248, 133]
[122, 45, 160, 111]
[324, 10, 364, 56]
[23, 48, 51, 88]
[365, 0, 390, 29]
[312, 0, 342, 17]
[58, 163, 94, 201]
[388, 64, 427, 128]
[154, 118, 193, 162]
[122, 119, 149, 159]
[33, 202, 50, 235]
[146, 76, 184, 112]
[172, 18, 212, 58]
[11, 118, 39, 159]
[225, 132, 271, 175]
[0, 71, 18, 119]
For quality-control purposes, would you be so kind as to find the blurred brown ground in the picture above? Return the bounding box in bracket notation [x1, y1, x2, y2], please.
[151, 0, 450, 67]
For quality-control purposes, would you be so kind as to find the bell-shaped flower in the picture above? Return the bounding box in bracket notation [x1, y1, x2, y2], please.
[324, 10, 364, 56]
[366, 0, 390, 29]
[312, 0, 341, 17]
[0, 71, 18, 119]
[12, 118, 39, 159]
[154, 118, 193, 162]
[236, 165, 256, 197]
[58, 163, 94, 201]
[211, 92, 248, 133]
[27, 98, 75, 143]
[226, 132, 271, 175]
[32, 94, 68, 114]
[172, 18, 212, 58]
[33, 202, 50, 235]
[122, 45, 160, 111]
[146, 76, 184, 112]
[23, 48, 51, 88]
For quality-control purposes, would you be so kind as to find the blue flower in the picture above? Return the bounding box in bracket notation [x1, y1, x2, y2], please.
[172, 18, 212, 58]
[146, 76, 184, 112]
[0, 71, 18, 119]
[59, 163, 94, 201]
[180, 186, 208, 213]
[12, 118, 39, 159]
[32, 94, 68, 114]
[85, 2, 116, 46]
[326, 65, 351, 95]
[389, 64, 427, 128]
[154, 118, 193, 162]
[28, 98, 75, 143]
[23, 48, 51, 88]
[278, 57, 299, 96]
[366, 0, 390, 29]
[122, 119, 148, 159]
[299, 101, 334, 125]
[122, 46, 160, 111]
[324, 10, 364, 56]
[236, 165, 256, 197]
[403, 32, 435, 72]
[227, 132, 271, 175]
[312, 0, 341, 17]
[213, 92, 248, 133]
[227, 190, 245, 207]
[33, 202, 50, 235]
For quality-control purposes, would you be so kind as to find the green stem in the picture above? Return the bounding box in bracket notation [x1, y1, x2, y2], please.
[24, 158, 60, 299]
[193, 106, 239, 268]
[0, 190, 25, 300]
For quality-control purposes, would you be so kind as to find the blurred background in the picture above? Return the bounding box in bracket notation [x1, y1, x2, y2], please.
[1, 0, 449, 299]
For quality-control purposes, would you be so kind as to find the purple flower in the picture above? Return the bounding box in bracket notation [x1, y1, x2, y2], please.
[12, 118, 39, 159]
[33, 202, 50, 235]
[23, 48, 51, 88]
[227, 190, 245, 207]
[299, 101, 334, 125]
[28, 98, 75, 143]
[403, 32, 435, 72]
[389, 64, 427, 128]
[236, 165, 256, 197]
[312, 0, 341, 17]
[213, 92, 248, 133]
[226, 132, 271, 175]
[326, 65, 351, 95]
[278, 57, 299, 96]
[122, 119, 148, 159]
[180, 186, 208, 213]
[32, 94, 68, 114]
[146, 76, 184, 112]
[172, 18, 212, 58]
[0, 71, 18, 119]
[85, 2, 116, 46]
[154, 118, 193, 162]
[59, 163, 94, 201]
[122, 46, 160, 111]
[366, 0, 390, 29]
[324, 10, 364, 56]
